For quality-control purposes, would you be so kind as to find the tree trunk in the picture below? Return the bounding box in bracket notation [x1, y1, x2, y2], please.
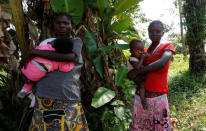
[183, 0, 206, 75]
[9, 0, 29, 56]
[188, 41, 206, 75]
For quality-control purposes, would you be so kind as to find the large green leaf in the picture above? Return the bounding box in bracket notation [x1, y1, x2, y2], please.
[96, 0, 106, 16]
[99, 44, 129, 53]
[115, 66, 128, 86]
[114, 106, 125, 120]
[93, 54, 104, 79]
[83, 31, 104, 78]
[91, 87, 116, 108]
[114, 0, 141, 15]
[50, 0, 84, 25]
[83, 31, 98, 56]
[110, 15, 131, 34]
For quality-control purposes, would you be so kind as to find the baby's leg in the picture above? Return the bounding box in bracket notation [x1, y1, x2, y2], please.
[17, 72, 35, 99]
[139, 82, 147, 110]
[21, 60, 47, 82]
[22, 83, 33, 92]
[17, 83, 33, 98]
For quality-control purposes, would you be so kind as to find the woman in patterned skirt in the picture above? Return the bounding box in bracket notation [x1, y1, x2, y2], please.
[23, 13, 88, 131]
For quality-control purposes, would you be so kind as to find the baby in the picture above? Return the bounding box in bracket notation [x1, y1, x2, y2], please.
[127, 39, 149, 110]
[17, 37, 75, 98]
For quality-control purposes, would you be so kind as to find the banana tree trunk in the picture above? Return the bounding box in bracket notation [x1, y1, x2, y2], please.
[9, 0, 29, 56]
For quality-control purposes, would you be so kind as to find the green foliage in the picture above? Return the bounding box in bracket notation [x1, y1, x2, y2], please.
[91, 87, 115, 108]
[98, 106, 131, 131]
[93, 0, 109, 17]
[115, 66, 128, 86]
[50, 0, 84, 25]
[174, 44, 183, 54]
[122, 84, 136, 105]
[110, 15, 131, 34]
[168, 54, 206, 130]
[182, 0, 206, 75]
[83, 31, 104, 78]
[99, 44, 129, 53]
[91, 0, 141, 43]
[183, 0, 206, 44]
[113, 0, 142, 15]
[0, 71, 32, 131]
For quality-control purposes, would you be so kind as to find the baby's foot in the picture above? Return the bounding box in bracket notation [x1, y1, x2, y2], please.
[17, 89, 32, 98]
[28, 93, 35, 108]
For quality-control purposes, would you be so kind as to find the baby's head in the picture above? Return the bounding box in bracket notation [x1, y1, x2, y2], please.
[53, 37, 73, 54]
[129, 39, 144, 58]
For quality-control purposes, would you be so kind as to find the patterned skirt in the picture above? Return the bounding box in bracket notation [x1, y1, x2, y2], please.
[29, 96, 88, 131]
[131, 94, 172, 131]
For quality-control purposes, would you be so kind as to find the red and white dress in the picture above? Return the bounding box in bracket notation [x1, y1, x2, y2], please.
[131, 43, 175, 131]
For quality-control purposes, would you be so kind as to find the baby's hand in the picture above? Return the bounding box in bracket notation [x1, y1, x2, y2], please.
[141, 52, 150, 59]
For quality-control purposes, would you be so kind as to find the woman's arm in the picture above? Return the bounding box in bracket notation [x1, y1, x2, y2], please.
[30, 49, 76, 61]
[127, 50, 173, 80]
[138, 50, 173, 74]
[22, 49, 76, 68]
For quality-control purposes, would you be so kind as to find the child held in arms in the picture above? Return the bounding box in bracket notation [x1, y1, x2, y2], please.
[18, 37, 75, 98]
[127, 39, 150, 110]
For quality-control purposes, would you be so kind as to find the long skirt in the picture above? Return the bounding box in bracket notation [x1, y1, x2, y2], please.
[29, 96, 88, 131]
[131, 94, 172, 131]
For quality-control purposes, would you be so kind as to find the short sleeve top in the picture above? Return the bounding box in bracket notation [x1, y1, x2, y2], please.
[144, 43, 175, 93]
[34, 37, 83, 102]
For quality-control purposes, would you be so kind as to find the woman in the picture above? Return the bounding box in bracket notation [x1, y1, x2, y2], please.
[128, 20, 175, 131]
[24, 13, 88, 131]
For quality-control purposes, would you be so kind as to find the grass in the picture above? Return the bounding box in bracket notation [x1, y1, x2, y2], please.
[168, 54, 206, 130]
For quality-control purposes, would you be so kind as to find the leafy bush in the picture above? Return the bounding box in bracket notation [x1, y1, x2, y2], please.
[168, 54, 206, 130]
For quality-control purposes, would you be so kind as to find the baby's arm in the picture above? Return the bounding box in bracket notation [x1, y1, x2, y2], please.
[130, 52, 150, 70]
[130, 58, 144, 70]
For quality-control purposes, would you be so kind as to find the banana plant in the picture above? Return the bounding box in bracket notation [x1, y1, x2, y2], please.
[50, 0, 84, 25]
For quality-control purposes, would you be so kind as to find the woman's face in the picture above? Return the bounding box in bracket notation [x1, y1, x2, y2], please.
[54, 15, 72, 37]
[148, 24, 164, 43]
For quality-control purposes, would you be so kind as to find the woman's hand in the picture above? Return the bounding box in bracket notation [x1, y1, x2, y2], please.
[141, 52, 150, 59]
[127, 69, 143, 80]
[127, 69, 138, 80]
[21, 49, 36, 68]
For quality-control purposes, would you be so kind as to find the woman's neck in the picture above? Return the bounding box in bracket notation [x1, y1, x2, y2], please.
[56, 34, 72, 38]
[151, 41, 160, 46]
[148, 41, 160, 53]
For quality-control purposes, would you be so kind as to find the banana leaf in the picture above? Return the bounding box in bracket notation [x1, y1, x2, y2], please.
[110, 15, 131, 34]
[115, 66, 128, 86]
[50, 0, 84, 25]
[91, 87, 115, 108]
[99, 44, 129, 53]
[84, 31, 104, 78]
[114, 0, 141, 15]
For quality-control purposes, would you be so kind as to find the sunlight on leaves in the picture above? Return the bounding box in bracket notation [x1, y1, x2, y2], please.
[92, 87, 115, 108]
